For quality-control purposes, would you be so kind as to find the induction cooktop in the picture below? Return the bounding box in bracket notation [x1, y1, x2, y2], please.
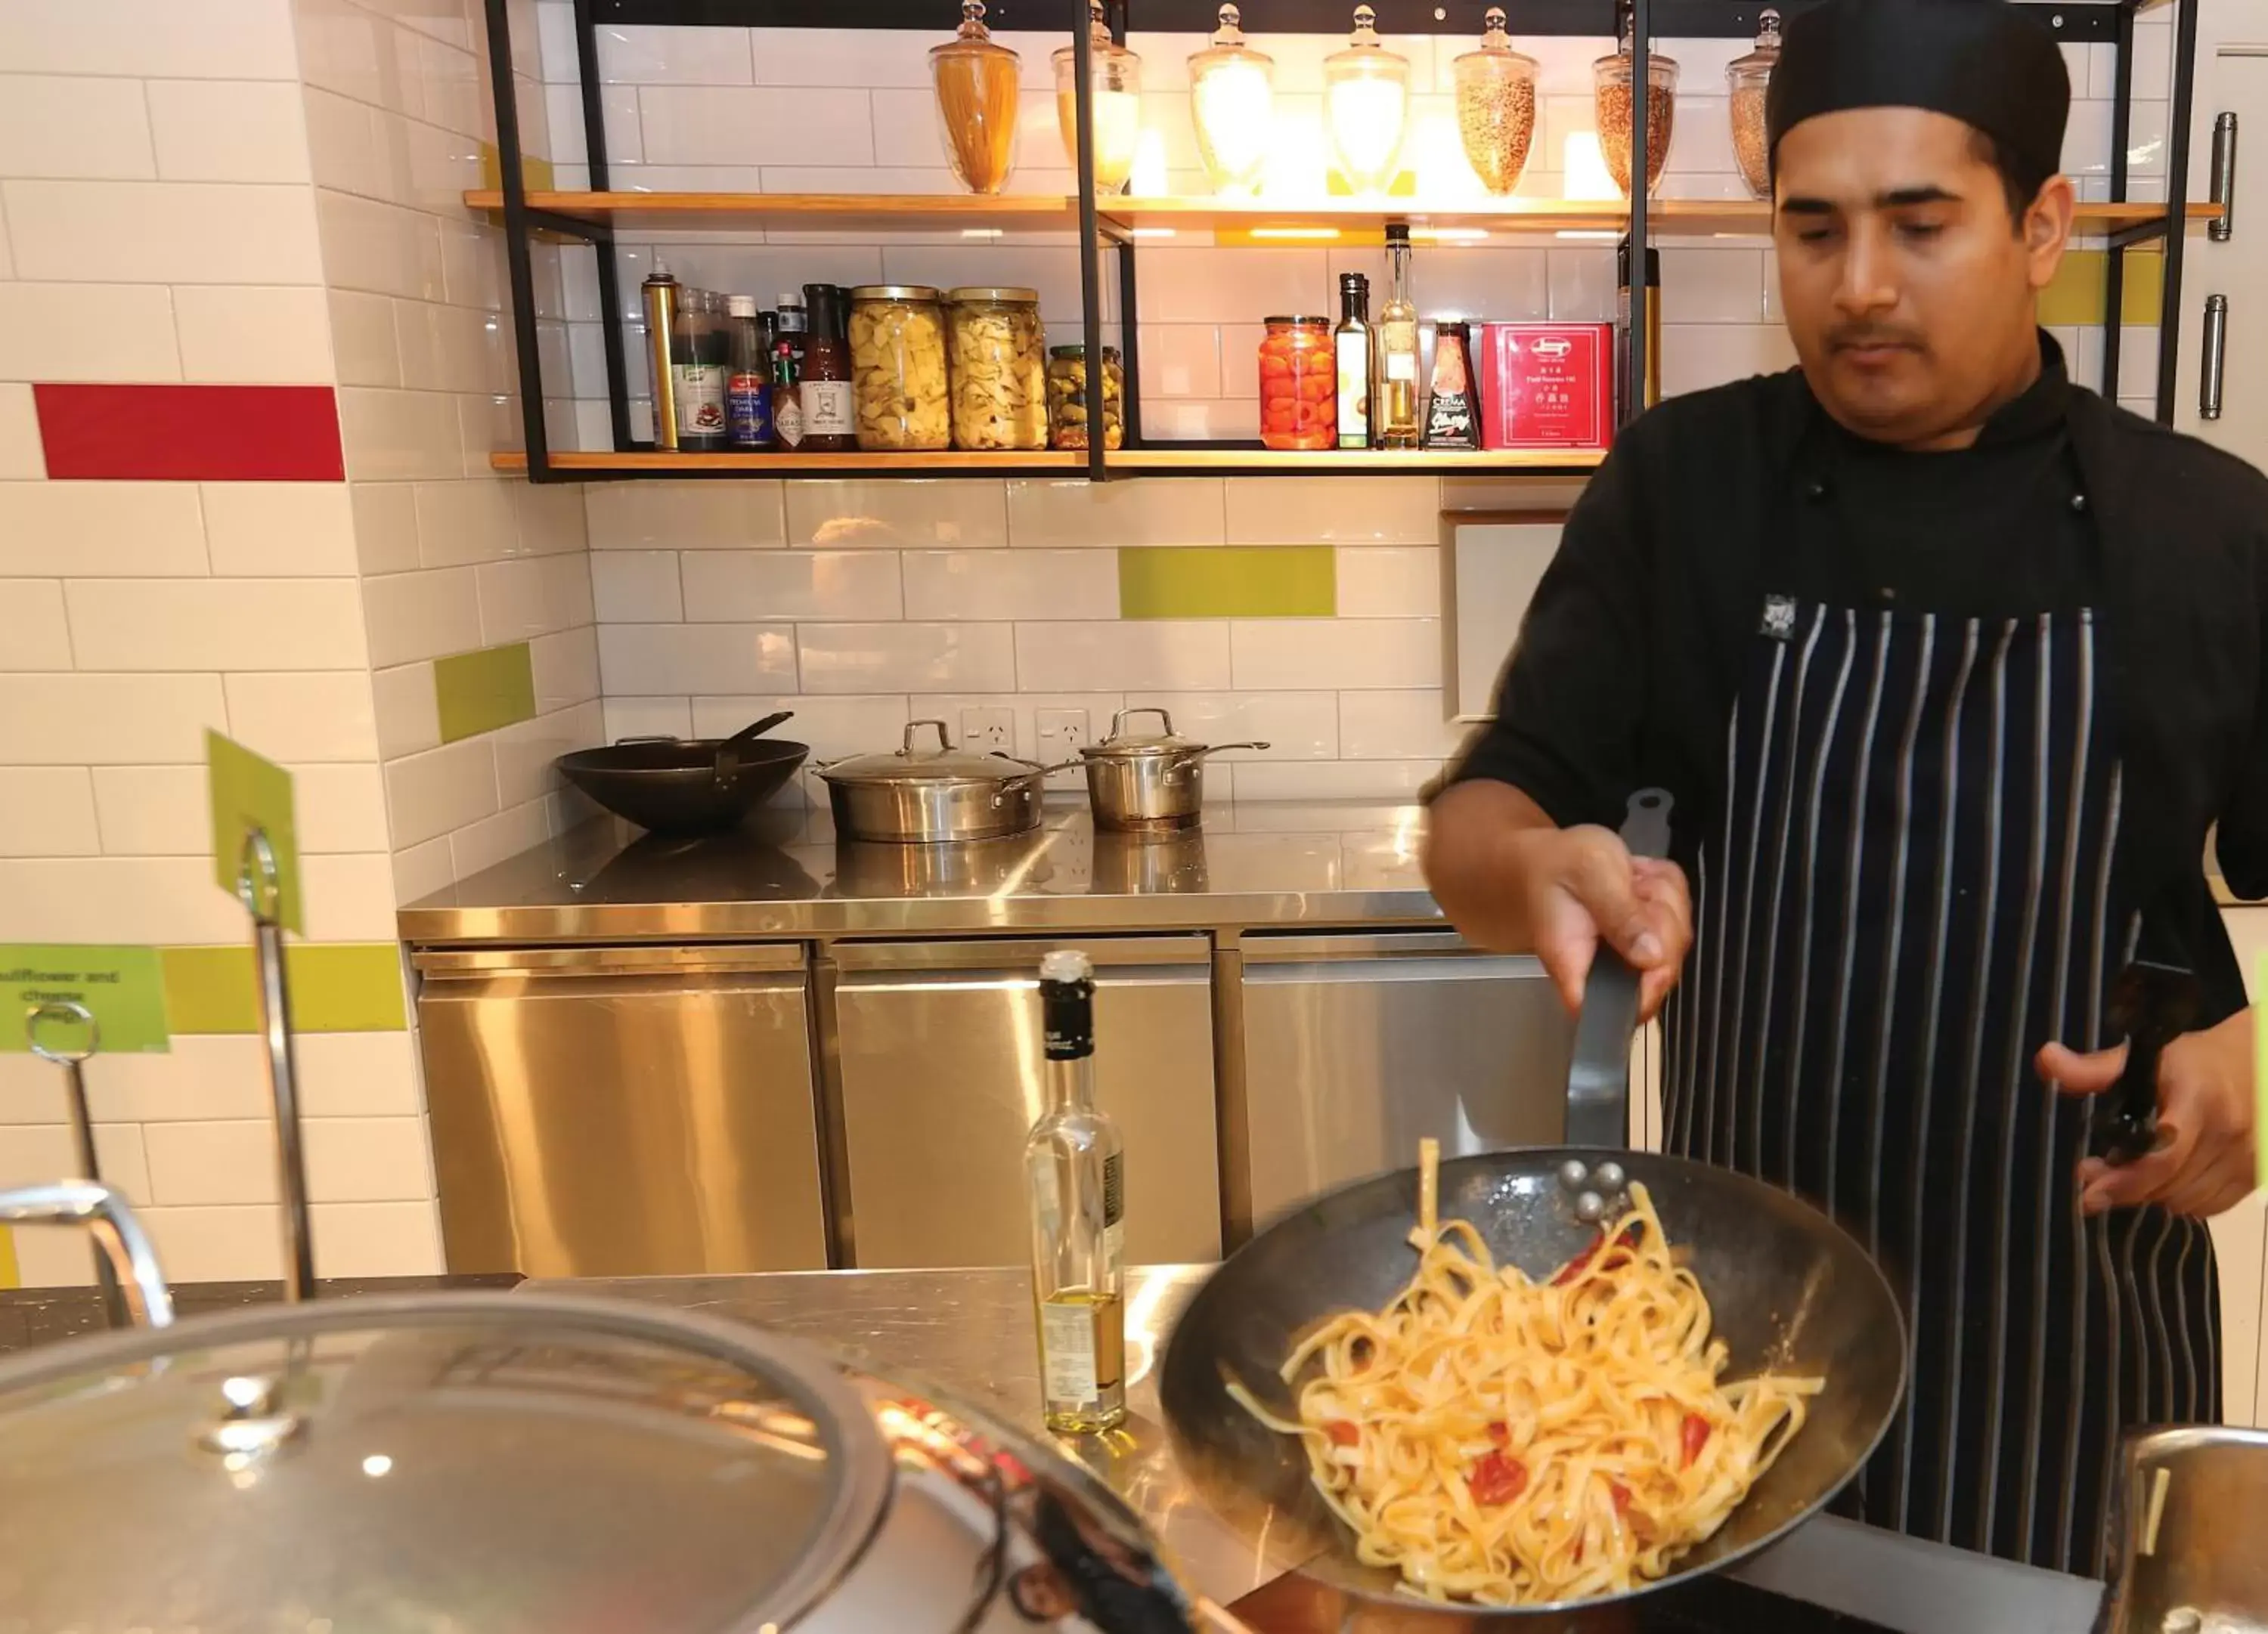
[1634, 1574, 1901, 1633]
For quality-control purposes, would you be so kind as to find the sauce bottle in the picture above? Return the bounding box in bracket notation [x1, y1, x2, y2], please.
[669, 289, 730, 453]
[725, 294, 774, 450]
[798, 283, 858, 452]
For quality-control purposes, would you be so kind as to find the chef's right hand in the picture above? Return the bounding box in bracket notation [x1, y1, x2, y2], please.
[1511, 825, 1693, 1022]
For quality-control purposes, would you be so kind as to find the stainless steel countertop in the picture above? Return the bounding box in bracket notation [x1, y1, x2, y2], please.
[531, 1264, 2105, 1634]
[399, 800, 1439, 942]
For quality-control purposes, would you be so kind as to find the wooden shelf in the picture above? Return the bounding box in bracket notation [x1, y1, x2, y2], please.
[1108, 446, 1606, 475]
[463, 190, 1077, 233]
[468, 189, 2220, 240]
[1103, 197, 2226, 239]
[495, 447, 1603, 479]
[491, 449, 1087, 476]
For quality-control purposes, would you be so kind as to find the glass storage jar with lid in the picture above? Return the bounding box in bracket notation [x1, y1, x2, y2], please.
[1055, 1, 1142, 193]
[1047, 345, 1123, 450]
[1186, 5, 1275, 197]
[1453, 8, 1538, 196]
[1593, 4, 1678, 198]
[847, 285, 950, 451]
[1727, 8, 1780, 200]
[1323, 5, 1411, 196]
[930, 0, 1022, 195]
[946, 286, 1047, 451]
[1257, 317, 1335, 451]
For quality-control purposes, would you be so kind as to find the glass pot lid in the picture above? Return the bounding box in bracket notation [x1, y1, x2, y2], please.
[0, 1292, 894, 1632]
[820, 718, 1044, 786]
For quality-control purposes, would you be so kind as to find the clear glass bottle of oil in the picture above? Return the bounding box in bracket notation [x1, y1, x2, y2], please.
[1374, 222, 1421, 448]
[1025, 949, 1126, 1434]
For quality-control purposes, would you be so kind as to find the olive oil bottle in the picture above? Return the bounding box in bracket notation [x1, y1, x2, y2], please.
[1025, 949, 1127, 1433]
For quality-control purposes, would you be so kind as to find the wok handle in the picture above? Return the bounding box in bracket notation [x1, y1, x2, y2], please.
[1564, 789, 1674, 1150]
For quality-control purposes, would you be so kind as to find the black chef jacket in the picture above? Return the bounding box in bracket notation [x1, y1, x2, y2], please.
[1448, 333, 2268, 1022]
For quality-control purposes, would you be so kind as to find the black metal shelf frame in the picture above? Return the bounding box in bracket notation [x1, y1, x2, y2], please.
[477, 0, 2201, 481]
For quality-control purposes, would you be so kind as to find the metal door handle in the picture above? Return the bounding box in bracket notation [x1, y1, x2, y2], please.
[2211, 111, 2237, 242]
[2202, 295, 2229, 421]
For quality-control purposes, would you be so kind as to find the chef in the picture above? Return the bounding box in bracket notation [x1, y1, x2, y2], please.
[1426, 0, 2268, 1575]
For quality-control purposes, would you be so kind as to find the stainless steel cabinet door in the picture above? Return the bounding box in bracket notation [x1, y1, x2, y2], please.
[415, 945, 828, 1277]
[829, 936, 1221, 1269]
[1239, 931, 1572, 1227]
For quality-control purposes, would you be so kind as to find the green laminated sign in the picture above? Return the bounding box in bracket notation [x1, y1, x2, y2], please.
[207, 730, 303, 936]
[0, 944, 170, 1054]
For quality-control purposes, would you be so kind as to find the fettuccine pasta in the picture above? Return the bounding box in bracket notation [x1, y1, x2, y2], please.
[1230, 1140, 1823, 1607]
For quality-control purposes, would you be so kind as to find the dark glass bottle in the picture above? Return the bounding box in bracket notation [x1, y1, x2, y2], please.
[798, 283, 857, 452]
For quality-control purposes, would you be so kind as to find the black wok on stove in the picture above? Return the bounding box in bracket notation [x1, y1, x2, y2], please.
[555, 712, 808, 835]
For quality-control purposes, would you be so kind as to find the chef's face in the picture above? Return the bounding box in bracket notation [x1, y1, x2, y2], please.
[1773, 107, 2074, 449]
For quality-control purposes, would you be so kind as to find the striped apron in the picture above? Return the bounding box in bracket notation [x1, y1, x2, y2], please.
[1659, 462, 2221, 1575]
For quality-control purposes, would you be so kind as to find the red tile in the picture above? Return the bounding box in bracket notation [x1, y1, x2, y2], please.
[35, 384, 345, 481]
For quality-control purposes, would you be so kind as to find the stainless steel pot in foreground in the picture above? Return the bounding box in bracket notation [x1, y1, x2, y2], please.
[1157, 789, 1909, 1626]
[1080, 708, 1267, 831]
[0, 1184, 1239, 1634]
[816, 719, 1064, 843]
[2101, 1425, 2268, 1634]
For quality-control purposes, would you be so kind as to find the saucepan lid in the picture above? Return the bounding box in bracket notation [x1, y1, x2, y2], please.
[820, 717, 1048, 787]
[1083, 706, 1201, 761]
[0, 1290, 893, 1632]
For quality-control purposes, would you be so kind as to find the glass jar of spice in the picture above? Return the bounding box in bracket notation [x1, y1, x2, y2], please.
[1593, 10, 1678, 200]
[1257, 317, 1335, 451]
[848, 285, 950, 451]
[1727, 8, 1780, 201]
[1047, 344, 1123, 450]
[1453, 8, 1538, 197]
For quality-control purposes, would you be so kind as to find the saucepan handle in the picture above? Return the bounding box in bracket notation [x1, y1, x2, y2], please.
[0, 1181, 175, 1328]
[1564, 789, 1674, 1150]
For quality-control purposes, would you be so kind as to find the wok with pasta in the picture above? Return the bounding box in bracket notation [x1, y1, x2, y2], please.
[1160, 1146, 1906, 1619]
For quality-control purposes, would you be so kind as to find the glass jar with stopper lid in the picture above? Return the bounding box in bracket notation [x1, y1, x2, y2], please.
[930, 0, 1022, 196]
[1453, 8, 1539, 196]
[1054, 0, 1142, 193]
[1592, 0, 1678, 198]
[1323, 5, 1411, 196]
[1187, 5, 1275, 196]
[1727, 8, 1781, 200]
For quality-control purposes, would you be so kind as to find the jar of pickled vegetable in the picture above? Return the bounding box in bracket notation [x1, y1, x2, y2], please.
[1047, 344, 1123, 450]
[848, 284, 950, 451]
[1257, 316, 1335, 450]
[947, 286, 1047, 450]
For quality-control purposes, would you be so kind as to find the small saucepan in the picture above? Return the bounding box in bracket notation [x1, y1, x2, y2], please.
[555, 711, 807, 835]
[1080, 708, 1268, 833]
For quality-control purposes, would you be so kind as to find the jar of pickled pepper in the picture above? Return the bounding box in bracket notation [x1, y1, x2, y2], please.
[1258, 316, 1335, 450]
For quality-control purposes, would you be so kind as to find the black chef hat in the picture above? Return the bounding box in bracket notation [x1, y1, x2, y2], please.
[1766, 0, 2070, 185]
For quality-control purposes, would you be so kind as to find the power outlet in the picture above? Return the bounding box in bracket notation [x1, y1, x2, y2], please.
[1036, 708, 1091, 788]
[959, 706, 1016, 756]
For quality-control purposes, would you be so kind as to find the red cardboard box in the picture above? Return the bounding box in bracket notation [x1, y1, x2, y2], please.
[1478, 322, 1615, 450]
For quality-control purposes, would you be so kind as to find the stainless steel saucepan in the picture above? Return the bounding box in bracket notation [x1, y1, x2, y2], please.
[1157, 791, 1910, 1626]
[1080, 709, 1267, 832]
[815, 719, 1071, 844]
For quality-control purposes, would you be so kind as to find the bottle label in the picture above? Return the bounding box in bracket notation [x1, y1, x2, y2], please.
[801, 379, 856, 437]
[1041, 1301, 1099, 1405]
[671, 361, 728, 438]
[1103, 1149, 1125, 1265]
[1386, 351, 1418, 382]
[775, 391, 804, 448]
[727, 376, 773, 447]
[1336, 333, 1370, 444]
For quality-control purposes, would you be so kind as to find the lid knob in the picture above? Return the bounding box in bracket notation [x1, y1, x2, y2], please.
[195, 1371, 306, 1461]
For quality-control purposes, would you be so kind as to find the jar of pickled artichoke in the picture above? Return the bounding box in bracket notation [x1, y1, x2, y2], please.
[848, 285, 950, 451]
[946, 286, 1047, 450]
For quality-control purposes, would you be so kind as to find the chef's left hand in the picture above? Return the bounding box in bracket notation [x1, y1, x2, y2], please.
[2037, 1007, 2257, 1218]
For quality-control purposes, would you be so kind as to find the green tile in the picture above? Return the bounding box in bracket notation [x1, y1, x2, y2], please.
[2039, 248, 2164, 328]
[1119, 546, 1336, 620]
[435, 643, 537, 744]
[161, 944, 407, 1034]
